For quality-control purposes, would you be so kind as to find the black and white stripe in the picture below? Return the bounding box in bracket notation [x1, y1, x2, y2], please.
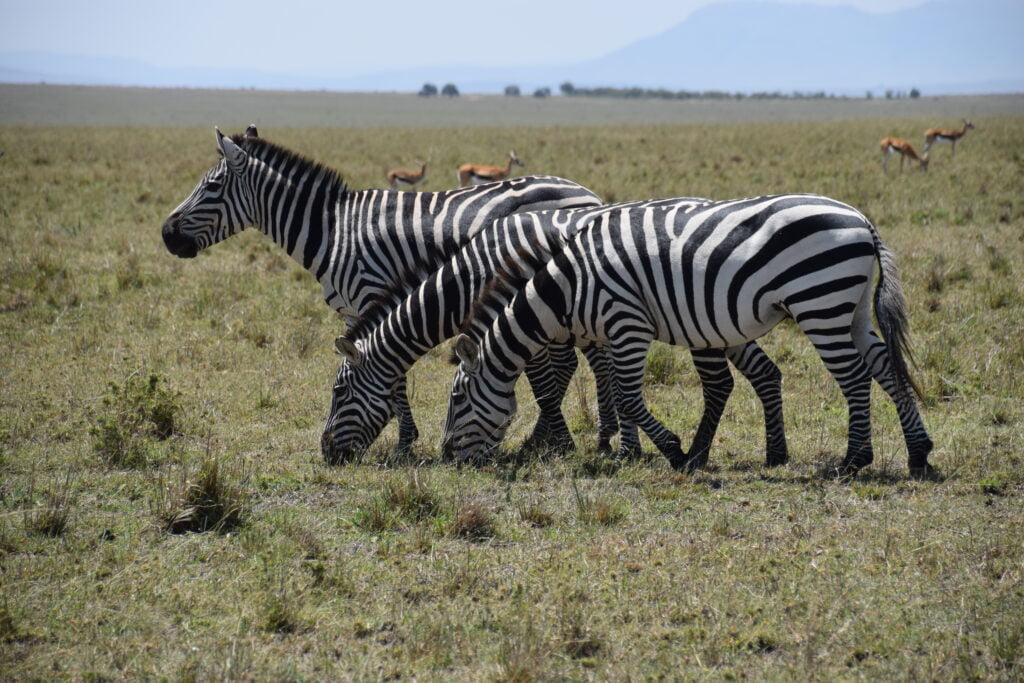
[323, 199, 789, 468]
[161, 126, 603, 453]
[443, 194, 934, 477]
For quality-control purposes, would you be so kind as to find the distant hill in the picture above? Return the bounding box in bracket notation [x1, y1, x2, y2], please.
[567, 0, 1024, 94]
[2, 0, 1022, 95]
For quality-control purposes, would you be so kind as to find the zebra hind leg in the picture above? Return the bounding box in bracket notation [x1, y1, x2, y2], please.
[804, 330, 875, 475]
[725, 342, 788, 467]
[858, 331, 936, 478]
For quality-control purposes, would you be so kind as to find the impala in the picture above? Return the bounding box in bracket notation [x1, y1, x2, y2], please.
[457, 150, 524, 186]
[923, 119, 975, 156]
[880, 137, 928, 173]
[386, 161, 427, 190]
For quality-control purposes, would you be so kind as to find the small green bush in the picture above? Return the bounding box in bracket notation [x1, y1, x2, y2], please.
[89, 373, 181, 468]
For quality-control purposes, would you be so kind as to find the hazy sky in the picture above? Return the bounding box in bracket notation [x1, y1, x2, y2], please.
[2, 0, 927, 75]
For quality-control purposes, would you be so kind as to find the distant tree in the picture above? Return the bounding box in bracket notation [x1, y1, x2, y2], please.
[560, 81, 575, 96]
[909, 87, 921, 98]
[441, 83, 459, 97]
[865, 90, 873, 99]
[504, 85, 521, 97]
[885, 89, 894, 99]
[533, 87, 551, 98]
[419, 83, 438, 97]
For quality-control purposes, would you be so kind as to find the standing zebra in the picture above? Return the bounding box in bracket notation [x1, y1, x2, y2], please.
[323, 200, 789, 469]
[161, 126, 604, 453]
[443, 194, 934, 477]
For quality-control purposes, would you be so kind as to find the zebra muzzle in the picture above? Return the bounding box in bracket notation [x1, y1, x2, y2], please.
[161, 216, 198, 258]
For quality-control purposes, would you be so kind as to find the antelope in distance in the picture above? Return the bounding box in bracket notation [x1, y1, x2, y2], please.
[880, 137, 929, 173]
[386, 161, 428, 190]
[458, 150, 524, 186]
[923, 119, 975, 157]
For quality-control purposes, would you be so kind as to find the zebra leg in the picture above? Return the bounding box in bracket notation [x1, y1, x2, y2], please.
[581, 346, 633, 454]
[725, 342, 788, 467]
[609, 338, 686, 468]
[682, 349, 734, 472]
[393, 376, 419, 454]
[859, 331, 935, 477]
[805, 331, 875, 474]
[522, 346, 575, 454]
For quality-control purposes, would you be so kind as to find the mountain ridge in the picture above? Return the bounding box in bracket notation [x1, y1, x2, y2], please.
[1, 0, 1021, 95]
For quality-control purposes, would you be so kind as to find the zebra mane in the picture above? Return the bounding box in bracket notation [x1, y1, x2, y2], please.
[341, 238, 462, 343]
[233, 134, 350, 195]
[448, 244, 548, 363]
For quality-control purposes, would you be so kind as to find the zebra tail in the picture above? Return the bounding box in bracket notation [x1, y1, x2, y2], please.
[871, 227, 925, 401]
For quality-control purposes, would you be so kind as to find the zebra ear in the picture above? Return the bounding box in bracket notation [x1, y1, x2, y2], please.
[334, 337, 362, 366]
[244, 124, 259, 138]
[215, 127, 247, 174]
[452, 334, 480, 373]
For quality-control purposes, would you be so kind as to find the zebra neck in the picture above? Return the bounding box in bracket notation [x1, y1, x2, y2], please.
[368, 293, 464, 378]
[250, 166, 345, 274]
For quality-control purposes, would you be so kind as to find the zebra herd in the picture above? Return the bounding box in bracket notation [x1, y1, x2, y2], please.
[162, 127, 935, 477]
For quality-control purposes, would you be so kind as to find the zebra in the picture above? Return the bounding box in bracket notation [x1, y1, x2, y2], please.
[323, 199, 788, 470]
[443, 194, 935, 477]
[160, 126, 604, 453]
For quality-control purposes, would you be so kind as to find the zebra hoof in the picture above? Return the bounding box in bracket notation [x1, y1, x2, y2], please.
[596, 438, 614, 455]
[765, 447, 788, 467]
[667, 449, 694, 473]
[909, 463, 942, 481]
[522, 431, 575, 455]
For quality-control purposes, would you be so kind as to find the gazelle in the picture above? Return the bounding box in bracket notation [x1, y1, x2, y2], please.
[457, 150, 524, 186]
[386, 161, 428, 190]
[880, 137, 928, 173]
[923, 119, 975, 156]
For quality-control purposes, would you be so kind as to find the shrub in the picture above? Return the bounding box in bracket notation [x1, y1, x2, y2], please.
[90, 373, 181, 468]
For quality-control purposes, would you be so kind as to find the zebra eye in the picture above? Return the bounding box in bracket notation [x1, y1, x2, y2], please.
[451, 390, 467, 404]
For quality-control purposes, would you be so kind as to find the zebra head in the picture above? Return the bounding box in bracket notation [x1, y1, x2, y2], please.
[320, 337, 396, 465]
[161, 126, 259, 258]
[440, 335, 517, 462]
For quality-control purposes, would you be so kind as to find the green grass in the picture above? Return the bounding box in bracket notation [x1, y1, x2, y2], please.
[1, 102, 1023, 678]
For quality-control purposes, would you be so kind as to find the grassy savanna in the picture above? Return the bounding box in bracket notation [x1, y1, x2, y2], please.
[1, 96, 1023, 678]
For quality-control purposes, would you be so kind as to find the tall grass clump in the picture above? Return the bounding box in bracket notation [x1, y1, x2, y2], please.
[449, 500, 497, 540]
[89, 373, 181, 468]
[156, 457, 249, 534]
[23, 471, 75, 538]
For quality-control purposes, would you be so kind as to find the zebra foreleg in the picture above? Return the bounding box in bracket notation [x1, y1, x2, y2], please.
[725, 342, 788, 466]
[581, 346, 634, 454]
[393, 377, 419, 454]
[683, 349, 735, 472]
[522, 346, 575, 454]
[609, 339, 687, 468]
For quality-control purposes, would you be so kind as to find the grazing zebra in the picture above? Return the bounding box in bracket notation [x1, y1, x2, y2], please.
[323, 199, 789, 469]
[443, 194, 934, 477]
[160, 126, 603, 453]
